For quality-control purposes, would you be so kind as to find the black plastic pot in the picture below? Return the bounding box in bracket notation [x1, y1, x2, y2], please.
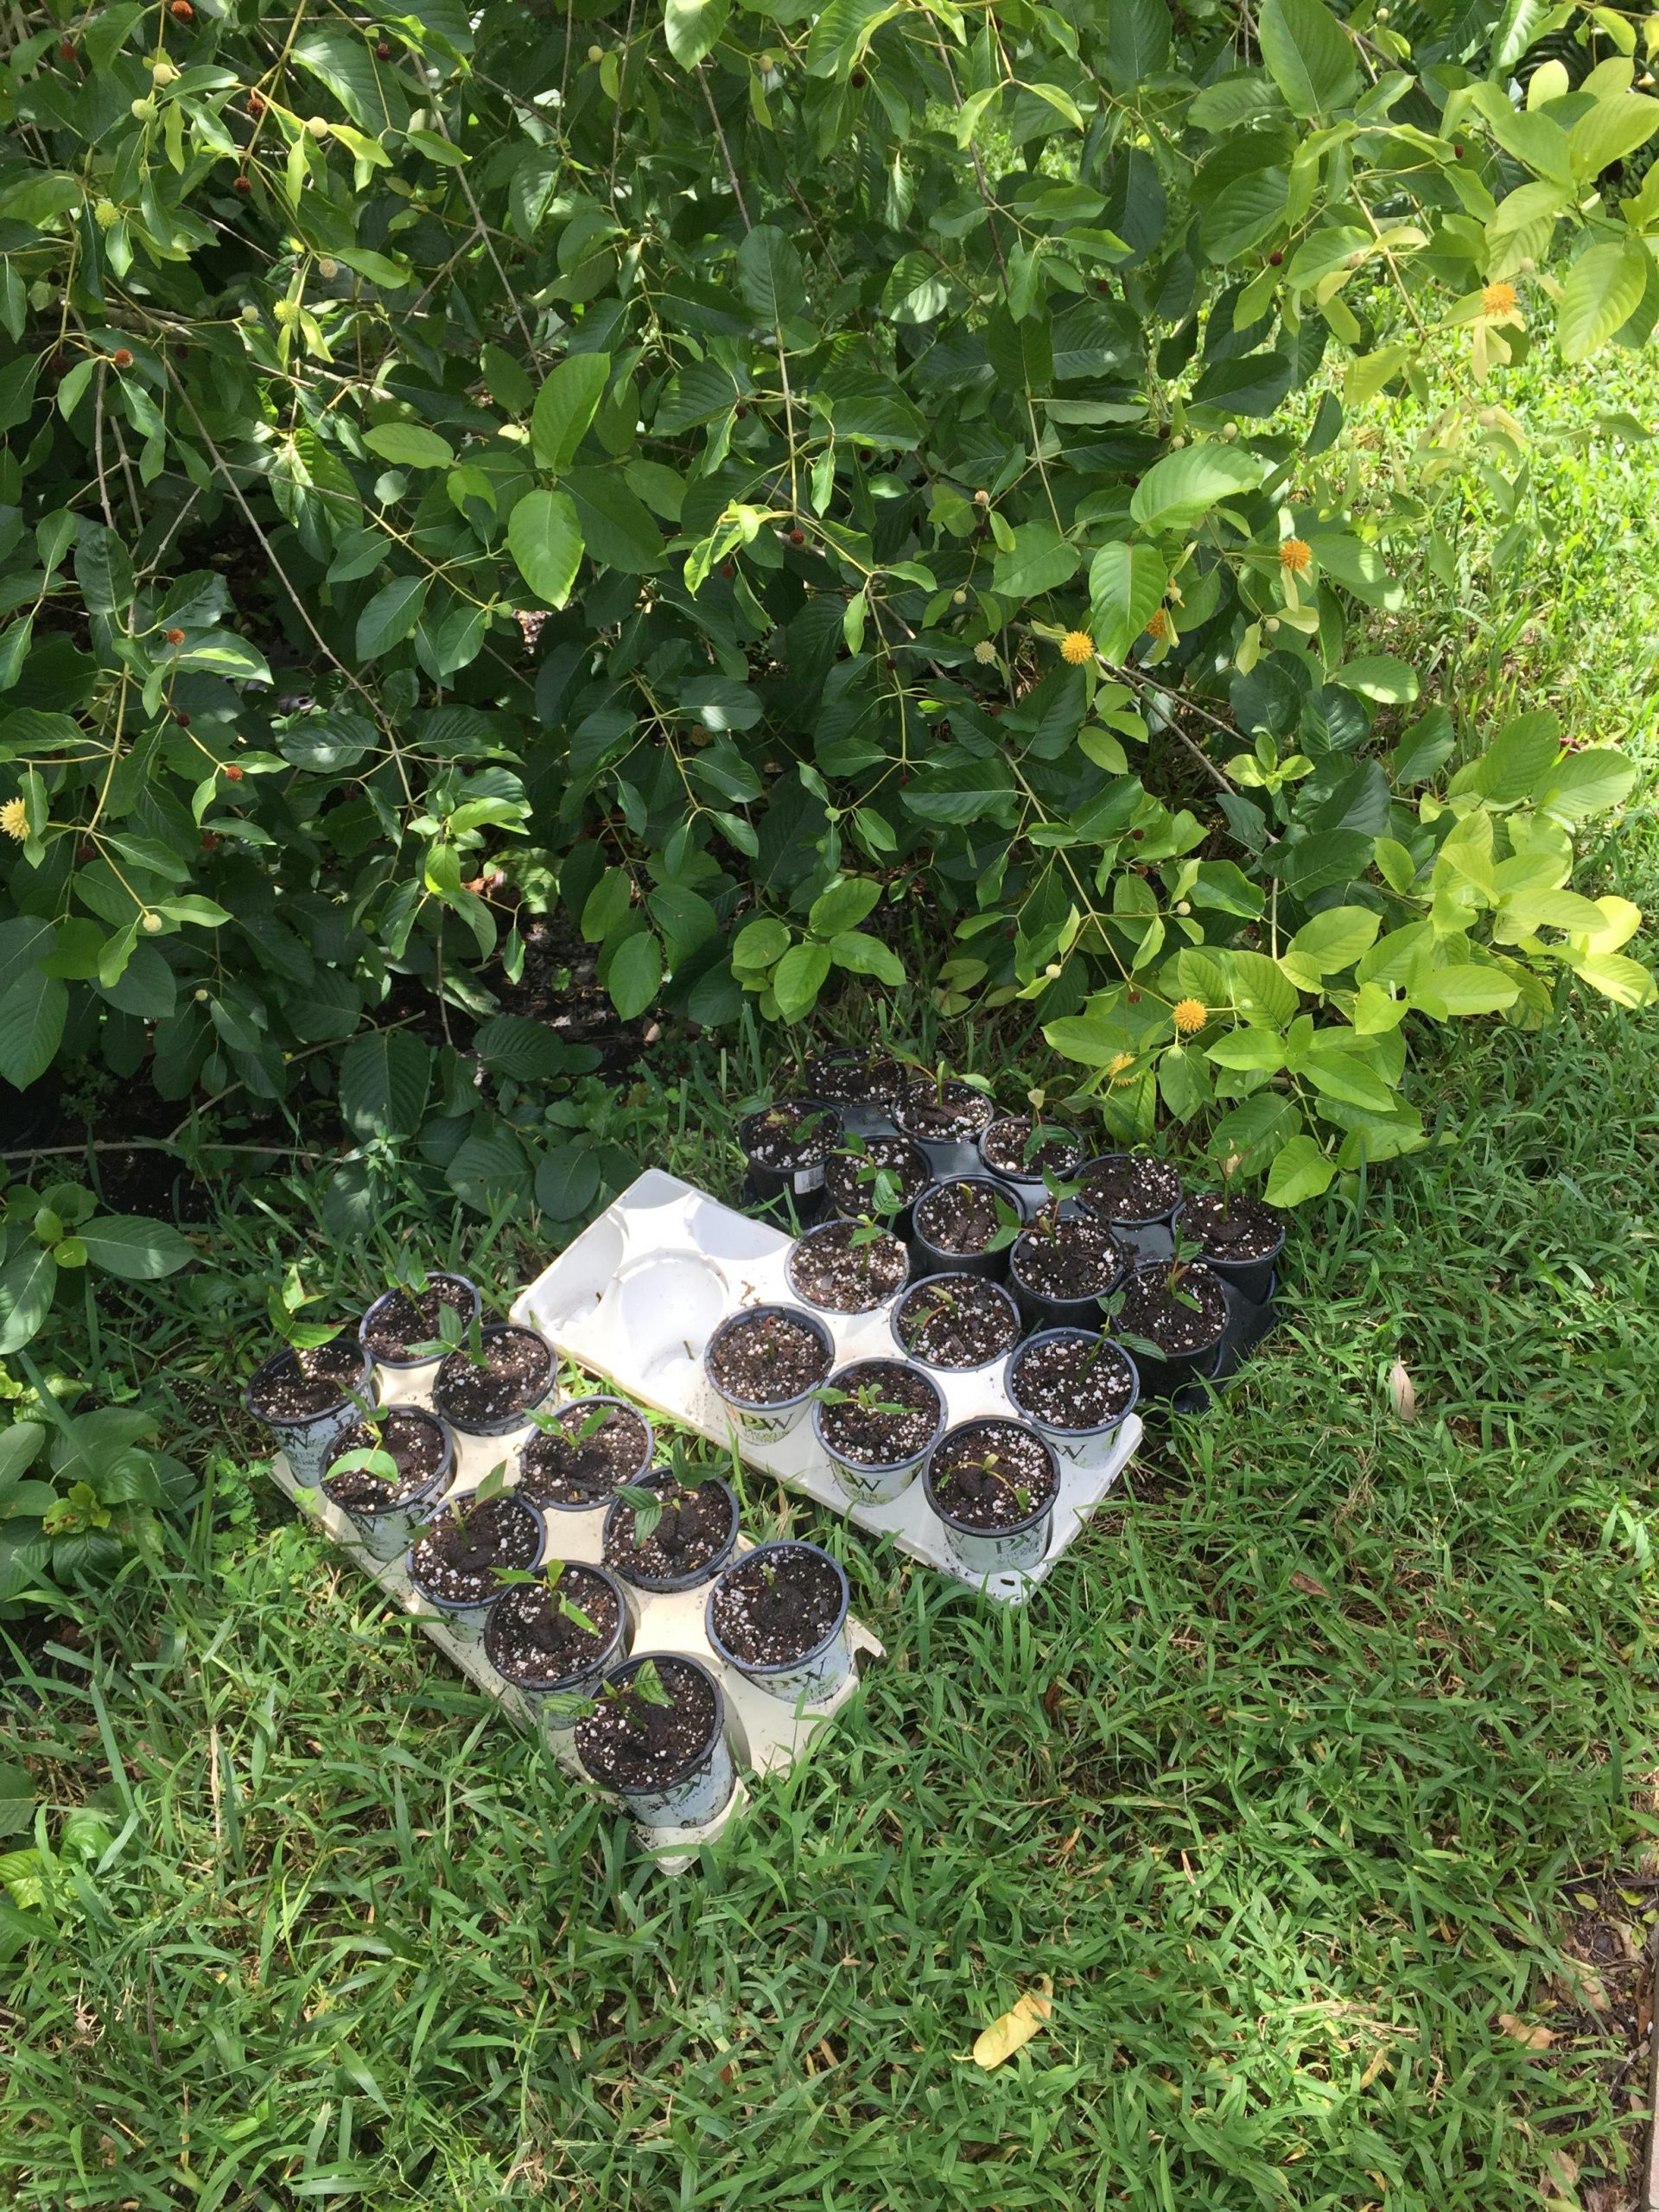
[1074, 1152, 1185, 1229]
[823, 1135, 931, 1240]
[890, 1078, 996, 1176]
[430, 1323, 556, 1438]
[890, 1272, 1022, 1374]
[245, 1339, 376, 1486]
[404, 1490, 547, 1647]
[1007, 1219, 1128, 1333]
[922, 1416, 1060, 1576]
[1003, 1330, 1140, 1464]
[785, 1218, 912, 1318]
[704, 1302, 835, 1444]
[1181, 1195, 1286, 1306]
[575, 1652, 735, 1829]
[602, 1471, 741, 1592]
[321, 1402, 455, 1561]
[358, 1271, 481, 1370]
[484, 1559, 632, 1703]
[739, 1098, 844, 1205]
[910, 1174, 1020, 1281]
[801, 1050, 904, 1135]
[976, 1117, 1084, 1212]
[517, 1396, 655, 1513]
[704, 1540, 852, 1705]
[1117, 1260, 1229, 1400]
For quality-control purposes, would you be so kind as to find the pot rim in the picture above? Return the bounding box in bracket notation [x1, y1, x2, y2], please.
[911, 1172, 1022, 1264]
[1074, 1150, 1186, 1225]
[923, 1416, 1060, 1538]
[321, 1400, 455, 1513]
[890, 1076, 996, 1143]
[703, 1302, 835, 1412]
[810, 1354, 946, 1474]
[785, 1219, 912, 1315]
[1122, 1256, 1230, 1359]
[245, 1339, 375, 1429]
[576, 1650, 727, 1792]
[520, 1395, 655, 1510]
[484, 1559, 629, 1691]
[703, 1540, 851, 1676]
[358, 1270, 481, 1367]
[601, 1470, 741, 1592]
[976, 1116, 1085, 1183]
[431, 1321, 556, 1434]
[404, 1488, 546, 1612]
[738, 1097, 844, 1168]
[1004, 1329, 1141, 1438]
[1181, 1190, 1288, 1268]
[889, 1272, 1021, 1371]
[1007, 1215, 1127, 1303]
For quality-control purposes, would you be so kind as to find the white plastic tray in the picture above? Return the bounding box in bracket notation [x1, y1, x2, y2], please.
[511, 1171, 1140, 1605]
[269, 1357, 881, 1872]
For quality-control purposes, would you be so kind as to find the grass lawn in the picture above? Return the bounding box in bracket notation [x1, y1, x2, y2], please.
[3, 362, 1658, 2211]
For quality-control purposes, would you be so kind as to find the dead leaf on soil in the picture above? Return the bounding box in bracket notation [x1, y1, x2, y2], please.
[1291, 1570, 1331, 1599]
[1553, 1958, 1611, 2012]
[972, 1979, 1052, 2069]
[1497, 2012, 1554, 2050]
[1389, 1360, 1418, 1422]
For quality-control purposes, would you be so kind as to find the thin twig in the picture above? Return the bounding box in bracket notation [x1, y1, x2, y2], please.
[698, 63, 752, 232]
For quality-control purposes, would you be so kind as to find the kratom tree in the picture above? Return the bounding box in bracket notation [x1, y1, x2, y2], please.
[0, 0, 1652, 1223]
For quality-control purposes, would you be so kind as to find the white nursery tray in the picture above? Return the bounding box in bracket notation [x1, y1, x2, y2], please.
[270, 1369, 881, 1873]
[511, 1171, 1141, 1605]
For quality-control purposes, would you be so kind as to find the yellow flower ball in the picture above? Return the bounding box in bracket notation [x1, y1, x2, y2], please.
[1059, 629, 1094, 665]
[1481, 280, 1517, 316]
[973, 639, 998, 665]
[0, 797, 29, 841]
[1279, 537, 1312, 575]
[1172, 997, 1208, 1035]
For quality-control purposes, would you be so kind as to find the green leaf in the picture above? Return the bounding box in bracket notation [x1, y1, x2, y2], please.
[364, 422, 454, 468]
[74, 527, 135, 617]
[1258, 0, 1358, 116]
[1332, 654, 1418, 704]
[772, 940, 832, 1020]
[736, 226, 806, 329]
[1264, 1134, 1336, 1205]
[480, 343, 536, 416]
[535, 1143, 601, 1220]
[531, 353, 612, 474]
[664, 0, 729, 69]
[607, 931, 663, 1020]
[1408, 964, 1522, 1016]
[1465, 710, 1560, 804]
[1090, 542, 1167, 660]
[1567, 951, 1656, 1007]
[1534, 747, 1637, 819]
[339, 1028, 431, 1139]
[1129, 445, 1263, 533]
[564, 467, 664, 574]
[0, 969, 67, 1090]
[1558, 241, 1649, 365]
[355, 575, 429, 659]
[733, 918, 790, 969]
[1105, 0, 1171, 86]
[507, 489, 584, 608]
[828, 931, 904, 983]
[809, 878, 882, 937]
[78, 1217, 195, 1281]
[472, 1014, 596, 1081]
[990, 522, 1080, 600]
[1280, 906, 1381, 986]
[1567, 94, 1659, 181]
[0, 1244, 56, 1357]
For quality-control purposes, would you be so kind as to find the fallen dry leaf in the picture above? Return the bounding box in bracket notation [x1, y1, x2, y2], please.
[972, 1979, 1052, 2069]
[1497, 2012, 1554, 2050]
[1358, 2047, 1391, 2089]
[1389, 1359, 1418, 1421]
[1291, 1570, 1331, 1599]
